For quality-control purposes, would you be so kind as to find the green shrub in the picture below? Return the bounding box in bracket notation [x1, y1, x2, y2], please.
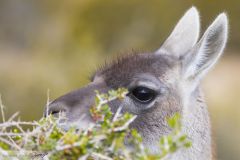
[0, 88, 191, 160]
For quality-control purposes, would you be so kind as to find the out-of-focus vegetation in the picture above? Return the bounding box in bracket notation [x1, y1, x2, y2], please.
[0, 0, 239, 160]
[0, 89, 191, 160]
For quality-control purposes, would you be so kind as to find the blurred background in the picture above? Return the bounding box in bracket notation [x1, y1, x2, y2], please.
[0, 0, 239, 159]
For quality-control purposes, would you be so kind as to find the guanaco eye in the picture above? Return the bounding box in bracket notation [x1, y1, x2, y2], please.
[130, 86, 156, 103]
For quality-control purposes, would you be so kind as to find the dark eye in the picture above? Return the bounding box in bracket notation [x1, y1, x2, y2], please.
[130, 86, 156, 103]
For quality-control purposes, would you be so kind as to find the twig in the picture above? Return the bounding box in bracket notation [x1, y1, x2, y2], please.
[112, 105, 123, 122]
[0, 137, 20, 150]
[45, 89, 50, 116]
[7, 112, 19, 122]
[113, 115, 137, 132]
[0, 95, 5, 122]
[6, 135, 22, 151]
[0, 121, 38, 128]
[91, 152, 113, 160]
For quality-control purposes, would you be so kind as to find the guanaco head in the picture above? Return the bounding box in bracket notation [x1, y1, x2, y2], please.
[45, 7, 228, 156]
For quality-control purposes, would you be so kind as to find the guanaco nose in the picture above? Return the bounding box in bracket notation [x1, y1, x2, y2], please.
[43, 81, 109, 118]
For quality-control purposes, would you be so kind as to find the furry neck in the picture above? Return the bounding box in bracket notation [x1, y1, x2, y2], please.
[173, 87, 212, 160]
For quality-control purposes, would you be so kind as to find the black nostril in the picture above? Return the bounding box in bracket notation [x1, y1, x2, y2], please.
[50, 110, 62, 115]
[44, 102, 67, 117]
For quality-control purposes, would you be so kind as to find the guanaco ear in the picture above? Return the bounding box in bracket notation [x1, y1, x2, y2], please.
[183, 13, 228, 81]
[156, 7, 200, 57]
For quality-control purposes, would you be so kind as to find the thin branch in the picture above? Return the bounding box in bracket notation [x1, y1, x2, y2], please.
[0, 95, 5, 122]
[45, 89, 50, 116]
[7, 112, 19, 122]
[113, 115, 137, 132]
[91, 152, 113, 160]
[0, 137, 19, 150]
[112, 105, 123, 122]
[0, 121, 38, 128]
[6, 135, 22, 151]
